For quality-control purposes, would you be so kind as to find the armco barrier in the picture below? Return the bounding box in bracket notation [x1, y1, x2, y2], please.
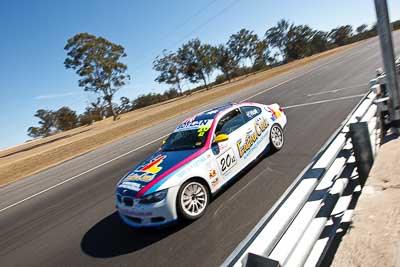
[222, 89, 380, 267]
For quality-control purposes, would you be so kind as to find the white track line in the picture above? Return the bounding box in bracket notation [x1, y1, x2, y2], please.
[0, 134, 169, 213]
[307, 84, 366, 97]
[0, 48, 363, 213]
[283, 94, 365, 109]
[241, 49, 360, 102]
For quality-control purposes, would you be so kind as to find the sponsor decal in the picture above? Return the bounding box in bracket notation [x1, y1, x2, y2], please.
[236, 117, 269, 158]
[211, 177, 219, 187]
[119, 181, 143, 191]
[207, 109, 219, 115]
[209, 169, 217, 178]
[218, 142, 229, 151]
[175, 119, 213, 132]
[125, 155, 167, 182]
[176, 154, 208, 178]
[267, 106, 281, 120]
[246, 108, 259, 118]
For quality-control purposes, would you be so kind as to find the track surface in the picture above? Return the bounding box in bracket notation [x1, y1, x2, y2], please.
[1, 33, 399, 267]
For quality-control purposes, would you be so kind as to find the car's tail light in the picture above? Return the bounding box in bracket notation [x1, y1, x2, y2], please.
[279, 106, 283, 112]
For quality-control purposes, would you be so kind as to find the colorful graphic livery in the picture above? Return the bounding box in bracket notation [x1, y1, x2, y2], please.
[115, 102, 287, 227]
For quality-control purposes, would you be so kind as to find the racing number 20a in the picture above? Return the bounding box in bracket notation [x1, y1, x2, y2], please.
[218, 149, 236, 174]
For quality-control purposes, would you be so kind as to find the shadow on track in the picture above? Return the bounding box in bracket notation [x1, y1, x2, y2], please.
[81, 211, 189, 258]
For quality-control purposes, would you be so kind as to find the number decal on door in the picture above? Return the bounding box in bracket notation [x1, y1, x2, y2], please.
[218, 148, 237, 174]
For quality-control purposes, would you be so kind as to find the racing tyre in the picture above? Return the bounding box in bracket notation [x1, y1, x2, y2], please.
[270, 124, 284, 152]
[177, 179, 210, 220]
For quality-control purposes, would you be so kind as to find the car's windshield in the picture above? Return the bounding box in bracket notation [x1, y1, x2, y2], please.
[162, 129, 210, 151]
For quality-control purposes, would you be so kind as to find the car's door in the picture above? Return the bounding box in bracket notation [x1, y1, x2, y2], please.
[237, 105, 271, 162]
[210, 108, 249, 187]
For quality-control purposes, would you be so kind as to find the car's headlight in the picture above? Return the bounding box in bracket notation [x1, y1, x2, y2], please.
[139, 189, 168, 204]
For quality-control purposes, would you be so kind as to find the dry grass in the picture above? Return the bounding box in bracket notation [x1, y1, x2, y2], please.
[0, 43, 357, 186]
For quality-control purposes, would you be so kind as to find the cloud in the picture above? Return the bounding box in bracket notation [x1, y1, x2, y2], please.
[34, 91, 84, 100]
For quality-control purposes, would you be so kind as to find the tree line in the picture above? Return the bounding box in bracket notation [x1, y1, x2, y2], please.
[28, 19, 400, 138]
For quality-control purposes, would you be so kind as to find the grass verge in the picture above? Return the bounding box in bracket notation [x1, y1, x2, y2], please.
[0, 43, 357, 186]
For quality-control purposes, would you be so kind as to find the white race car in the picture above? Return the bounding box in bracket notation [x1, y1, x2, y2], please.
[115, 102, 287, 227]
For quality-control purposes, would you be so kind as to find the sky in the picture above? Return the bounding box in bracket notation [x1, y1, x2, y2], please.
[0, 0, 399, 149]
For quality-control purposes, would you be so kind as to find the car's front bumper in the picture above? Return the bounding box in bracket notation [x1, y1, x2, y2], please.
[116, 186, 179, 227]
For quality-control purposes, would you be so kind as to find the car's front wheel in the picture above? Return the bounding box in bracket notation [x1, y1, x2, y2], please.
[177, 179, 210, 220]
[270, 124, 284, 152]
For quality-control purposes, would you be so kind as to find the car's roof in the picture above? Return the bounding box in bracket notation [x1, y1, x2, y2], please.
[174, 102, 260, 132]
[190, 103, 235, 121]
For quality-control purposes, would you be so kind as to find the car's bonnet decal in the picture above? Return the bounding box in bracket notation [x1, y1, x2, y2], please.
[119, 148, 204, 195]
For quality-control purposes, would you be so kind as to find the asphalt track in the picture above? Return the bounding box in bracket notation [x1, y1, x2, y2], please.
[1, 33, 399, 267]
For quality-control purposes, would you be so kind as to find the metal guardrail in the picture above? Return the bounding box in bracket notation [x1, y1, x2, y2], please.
[222, 88, 381, 266]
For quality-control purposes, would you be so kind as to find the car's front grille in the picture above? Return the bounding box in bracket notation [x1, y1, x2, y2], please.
[123, 197, 133, 206]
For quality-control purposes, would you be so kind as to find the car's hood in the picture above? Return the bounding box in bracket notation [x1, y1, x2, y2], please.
[117, 148, 201, 196]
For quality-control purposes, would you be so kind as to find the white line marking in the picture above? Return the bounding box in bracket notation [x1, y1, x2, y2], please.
[0, 47, 364, 213]
[0, 134, 169, 213]
[283, 94, 365, 109]
[306, 84, 366, 97]
[241, 50, 360, 102]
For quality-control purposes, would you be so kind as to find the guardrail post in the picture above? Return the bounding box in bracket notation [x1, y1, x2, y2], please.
[374, 0, 400, 133]
[349, 122, 374, 184]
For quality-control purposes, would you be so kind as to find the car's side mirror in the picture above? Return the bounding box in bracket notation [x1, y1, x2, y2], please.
[214, 134, 229, 143]
[162, 140, 166, 145]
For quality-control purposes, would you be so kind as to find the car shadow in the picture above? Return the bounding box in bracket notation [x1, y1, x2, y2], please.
[81, 211, 190, 258]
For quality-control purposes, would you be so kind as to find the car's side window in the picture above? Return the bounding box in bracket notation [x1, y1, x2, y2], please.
[215, 108, 247, 135]
[241, 106, 262, 121]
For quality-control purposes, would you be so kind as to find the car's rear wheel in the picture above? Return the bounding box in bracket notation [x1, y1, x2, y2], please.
[270, 124, 284, 152]
[177, 179, 209, 220]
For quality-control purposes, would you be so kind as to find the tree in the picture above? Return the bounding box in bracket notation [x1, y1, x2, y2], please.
[252, 39, 273, 70]
[79, 98, 106, 126]
[393, 20, 400, 30]
[265, 19, 290, 58]
[131, 88, 180, 109]
[356, 24, 368, 34]
[55, 106, 78, 131]
[153, 50, 184, 94]
[284, 24, 314, 60]
[27, 109, 56, 138]
[227, 28, 259, 65]
[309, 31, 330, 54]
[118, 96, 133, 113]
[64, 33, 130, 120]
[27, 127, 41, 138]
[211, 44, 239, 82]
[177, 39, 214, 89]
[329, 25, 353, 46]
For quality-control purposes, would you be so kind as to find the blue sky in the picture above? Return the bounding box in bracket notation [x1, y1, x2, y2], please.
[1, 0, 399, 149]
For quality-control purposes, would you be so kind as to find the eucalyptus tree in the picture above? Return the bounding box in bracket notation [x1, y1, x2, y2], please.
[64, 33, 130, 120]
[177, 38, 214, 89]
[153, 50, 184, 94]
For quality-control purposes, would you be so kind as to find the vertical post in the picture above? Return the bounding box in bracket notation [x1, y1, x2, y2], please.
[374, 0, 400, 131]
[350, 122, 374, 185]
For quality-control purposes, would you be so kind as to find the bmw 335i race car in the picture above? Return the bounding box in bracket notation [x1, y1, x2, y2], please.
[115, 102, 287, 227]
